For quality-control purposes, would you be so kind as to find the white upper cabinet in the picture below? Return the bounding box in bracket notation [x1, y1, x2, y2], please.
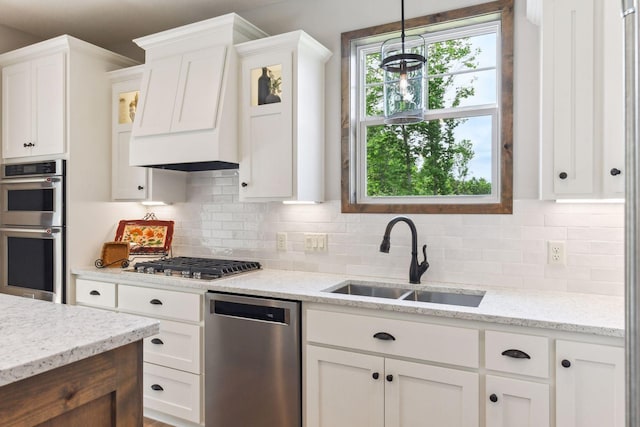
[2, 52, 65, 159]
[538, 0, 625, 199]
[236, 31, 331, 202]
[109, 66, 186, 203]
[129, 14, 267, 169]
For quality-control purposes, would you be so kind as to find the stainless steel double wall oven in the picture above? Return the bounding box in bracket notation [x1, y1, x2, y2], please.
[0, 160, 65, 302]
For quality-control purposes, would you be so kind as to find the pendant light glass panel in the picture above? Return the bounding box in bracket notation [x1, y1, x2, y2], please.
[381, 34, 426, 124]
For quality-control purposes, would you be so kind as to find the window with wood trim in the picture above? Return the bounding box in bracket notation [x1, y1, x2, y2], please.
[341, 0, 513, 214]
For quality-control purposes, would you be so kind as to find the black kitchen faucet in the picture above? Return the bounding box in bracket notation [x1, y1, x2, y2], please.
[379, 216, 429, 284]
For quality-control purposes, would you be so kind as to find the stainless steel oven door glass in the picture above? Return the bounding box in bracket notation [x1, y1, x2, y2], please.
[0, 160, 64, 227]
[0, 226, 63, 303]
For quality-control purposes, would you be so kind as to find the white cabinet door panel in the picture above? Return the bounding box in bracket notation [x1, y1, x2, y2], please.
[384, 358, 479, 427]
[2, 61, 31, 158]
[306, 345, 384, 427]
[556, 340, 624, 427]
[486, 375, 549, 427]
[134, 56, 182, 136]
[550, 0, 594, 195]
[32, 52, 64, 157]
[171, 46, 226, 133]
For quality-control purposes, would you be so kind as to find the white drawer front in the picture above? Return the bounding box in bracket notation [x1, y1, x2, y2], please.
[306, 309, 479, 368]
[118, 284, 201, 322]
[145, 319, 201, 374]
[485, 330, 549, 378]
[75, 279, 116, 309]
[143, 362, 201, 423]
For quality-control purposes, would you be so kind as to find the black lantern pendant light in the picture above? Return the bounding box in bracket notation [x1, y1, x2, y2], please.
[380, 0, 426, 125]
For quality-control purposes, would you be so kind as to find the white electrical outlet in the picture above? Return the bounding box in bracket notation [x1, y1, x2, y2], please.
[276, 232, 287, 251]
[547, 241, 566, 265]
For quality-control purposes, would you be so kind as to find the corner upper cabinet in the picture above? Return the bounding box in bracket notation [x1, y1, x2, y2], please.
[108, 66, 186, 203]
[129, 14, 267, 169]
[236, 31, 331, 202]
[538, 0, 624, 199]
[1, 52, 64, 159]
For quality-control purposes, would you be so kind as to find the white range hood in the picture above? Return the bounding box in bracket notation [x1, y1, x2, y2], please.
[129, 14, 267, 171]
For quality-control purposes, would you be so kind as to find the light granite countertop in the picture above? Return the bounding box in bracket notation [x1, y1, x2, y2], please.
[0, 293, 159, 387]
[73, 267, 625, 338]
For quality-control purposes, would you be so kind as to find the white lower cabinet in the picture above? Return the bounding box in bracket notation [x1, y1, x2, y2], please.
[306, 346, 478, 427]
[73, 277, 205, 426]
[484, 330, 550, 427]
[556, 340, 625, 427]
[305, 306, 479, 427]
[486, 375, 549, 427]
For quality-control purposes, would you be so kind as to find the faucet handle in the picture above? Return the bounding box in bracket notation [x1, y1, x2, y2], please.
[420, 244, 430, 270]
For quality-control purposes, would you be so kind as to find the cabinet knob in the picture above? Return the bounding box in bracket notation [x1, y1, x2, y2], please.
[151, 338, 164, 345]
[137, 185, 144, 190]
[241, 182, 248, 188]
[373, 332, 396, 341]
[150, 384, 164, 391]
[149, 298, 163, 305]
[501, 349, 531, 359]
[386, 374, 393, 382]
[489, 394, 499, 403]
[610, 168, 622, 176]
[558, 172, 568, 180]
[89, 290, 101, 296]
[372, 372, 379, 380]
[561, 359, 571, 368]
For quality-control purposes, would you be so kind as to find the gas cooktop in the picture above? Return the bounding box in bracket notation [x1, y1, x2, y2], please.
[133, 257, 261, 280]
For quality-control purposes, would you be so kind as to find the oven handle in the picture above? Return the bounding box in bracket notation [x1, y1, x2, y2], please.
[0, 227, 61, 234]
[0, 177, 61, 185]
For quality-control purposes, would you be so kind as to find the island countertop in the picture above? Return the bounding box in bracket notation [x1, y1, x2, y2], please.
[0, 293, 159, 387]
[73, 267, 624, 338]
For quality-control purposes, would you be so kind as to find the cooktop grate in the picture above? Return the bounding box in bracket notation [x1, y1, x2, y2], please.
[133, 257, 261, 279]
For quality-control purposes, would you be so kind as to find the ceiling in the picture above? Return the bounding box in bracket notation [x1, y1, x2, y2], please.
[0, 0, 283, 52]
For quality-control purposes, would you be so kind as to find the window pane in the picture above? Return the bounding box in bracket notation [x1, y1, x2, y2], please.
[364, 51, 384, 117]
[427, 33, 497, 110]
[428, 69, 496, 109]
[365, 116, 493, 197]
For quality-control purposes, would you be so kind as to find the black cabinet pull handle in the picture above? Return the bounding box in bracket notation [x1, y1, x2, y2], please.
[501, 349, 531, 359]
[151, 338, 164, 345]
[386, 374, 393, 382]
[561, 359, 571, 368]
[372, 372, 379, 380]
[89, 290, 101, 296]
[150, 299, 163, 305]
[373, 332, 396, 341]
[241, 182, 248, 187]
[611, 168, 622, 176]
[137, 185, 144, 190]
[559, 172, 568, 179]
[151, 384, 164, 391]
[489, 393, 498, 403]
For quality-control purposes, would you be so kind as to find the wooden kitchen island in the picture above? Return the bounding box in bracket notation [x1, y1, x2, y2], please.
[0, 294, 159, 426]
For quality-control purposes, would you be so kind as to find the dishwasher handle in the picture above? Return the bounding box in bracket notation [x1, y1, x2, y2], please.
[212, 299, 290, 324]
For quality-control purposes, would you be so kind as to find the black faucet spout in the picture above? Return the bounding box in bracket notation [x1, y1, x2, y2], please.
[379, 216, 429, 284]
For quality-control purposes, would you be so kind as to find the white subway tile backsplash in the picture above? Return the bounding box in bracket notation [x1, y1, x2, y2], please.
[150, 173, 625, 296]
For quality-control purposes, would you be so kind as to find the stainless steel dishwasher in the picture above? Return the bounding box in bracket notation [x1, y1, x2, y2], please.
[205, 292, 301, 427]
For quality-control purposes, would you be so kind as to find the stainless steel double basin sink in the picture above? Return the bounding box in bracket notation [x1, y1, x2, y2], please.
[326, 281, 484, 308]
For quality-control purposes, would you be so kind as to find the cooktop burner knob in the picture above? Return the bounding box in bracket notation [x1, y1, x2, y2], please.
[145, 267, 155, 274]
